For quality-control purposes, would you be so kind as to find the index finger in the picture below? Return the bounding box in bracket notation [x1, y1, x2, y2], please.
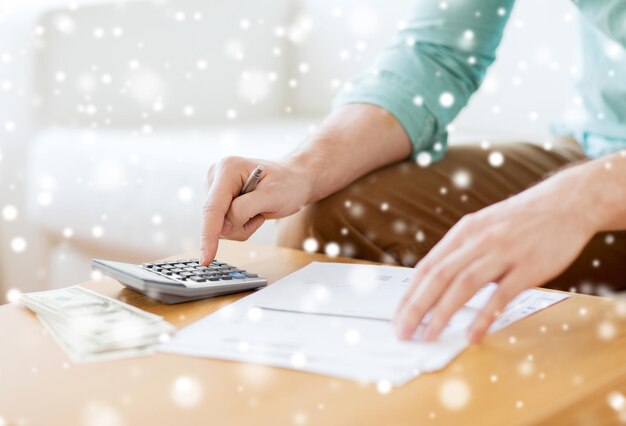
[200, 170, 240, 265]
[394, 215, 476, 322]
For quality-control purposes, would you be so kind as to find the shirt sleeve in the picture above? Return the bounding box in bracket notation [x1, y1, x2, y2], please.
[332, 0, 515, 161]
[575, 0, 626, 47]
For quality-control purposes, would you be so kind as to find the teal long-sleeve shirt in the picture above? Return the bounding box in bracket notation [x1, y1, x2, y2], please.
[332, 0, 626, 161]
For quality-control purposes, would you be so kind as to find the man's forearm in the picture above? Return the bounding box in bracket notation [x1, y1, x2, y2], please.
[284, 104, 412, 205]
[582, 150, 626, 232]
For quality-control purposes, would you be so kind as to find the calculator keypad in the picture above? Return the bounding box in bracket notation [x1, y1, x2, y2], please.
[142, 259, 259, 286]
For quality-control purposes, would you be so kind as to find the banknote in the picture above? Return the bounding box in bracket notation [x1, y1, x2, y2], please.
[22, 286, 175, 363]
[22, 286, 163, 322]
[38, 314, 155, 363]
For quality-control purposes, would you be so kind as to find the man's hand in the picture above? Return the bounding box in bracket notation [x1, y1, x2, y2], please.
[393, 163, 601, 343]
[199, 105, 414, 266]
[200, 156, 312, 265]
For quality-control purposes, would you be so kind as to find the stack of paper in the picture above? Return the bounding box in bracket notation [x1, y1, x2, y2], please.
[159, 262, 569, 386]
[22, 286, 175, 362]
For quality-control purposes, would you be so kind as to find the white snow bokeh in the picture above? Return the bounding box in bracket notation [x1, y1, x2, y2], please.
[91, 226, 104, 239]
[10, 236, 27, 253]
[177, 186, 194, 203]
[2, 205, 18, 221]
[488, 151, 505, 167]
[608, 391, 626, 422]
[288, 15, 313, 44]
[344, 328, 360, 345]
[303, 237, 319, 253]
[324, 242, 340, 257]
[452, 170, 471, 189]
[416, 152, 432, 167]
[236, 363, 273, 388]
[291, 352, 307, 368]
[82, 401, 124, 426]
[438, 378, 471, 410]
[127, 67, 167, 107]
[517, 359, 535, 377]
[238, 70, 270, 101]
[376, 379, 392, 394]
[348, 6, 379, 37]
[246, 307, 264, 322]
[171, 376, 203, 408]
[54, 14, 76, 34]
[6, 287, 22, 303]
[293, 411, 308, 425]
[439, 92, 455, 108]
[597, 321, 617, 341]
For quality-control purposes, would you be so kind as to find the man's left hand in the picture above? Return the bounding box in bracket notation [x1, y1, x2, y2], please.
[393, 165, 598, 343]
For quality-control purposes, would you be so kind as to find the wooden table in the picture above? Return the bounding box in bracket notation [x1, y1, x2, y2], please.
[1, 240, 626, 425]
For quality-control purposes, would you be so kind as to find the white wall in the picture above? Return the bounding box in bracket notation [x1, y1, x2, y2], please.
[0, 10, 51, 301]
[453, 0, 579, 142]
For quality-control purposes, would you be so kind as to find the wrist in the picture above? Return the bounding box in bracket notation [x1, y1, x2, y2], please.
[282, 125, 346, 205]
[590, 155, 626, 232]
[564, 155, 626, 233]
[282, 149, 322, 206]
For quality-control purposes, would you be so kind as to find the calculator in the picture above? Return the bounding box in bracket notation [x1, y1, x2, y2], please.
[92, 258, 268, 304]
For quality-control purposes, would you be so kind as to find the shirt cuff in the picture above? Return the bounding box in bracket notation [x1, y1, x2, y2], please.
[331, 70, 447, 162]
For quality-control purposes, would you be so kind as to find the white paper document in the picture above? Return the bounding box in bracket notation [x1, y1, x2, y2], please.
[158, 262, 569, 385]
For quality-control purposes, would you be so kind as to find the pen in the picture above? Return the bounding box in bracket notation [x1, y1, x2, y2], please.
[239, 165, 264, 195]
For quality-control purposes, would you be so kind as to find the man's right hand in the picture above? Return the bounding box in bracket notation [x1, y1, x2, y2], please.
[200, 155, 313, 265]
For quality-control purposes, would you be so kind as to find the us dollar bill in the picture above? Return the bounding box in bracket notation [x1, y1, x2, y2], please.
[22, 286, 175, 363]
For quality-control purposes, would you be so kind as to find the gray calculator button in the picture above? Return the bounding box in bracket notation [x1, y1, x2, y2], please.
[190, 276, 206, 282]
[244, 273, 258, 278]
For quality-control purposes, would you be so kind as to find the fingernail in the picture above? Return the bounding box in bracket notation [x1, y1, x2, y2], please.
[395, 328, 404, 339]
[394, 321, 406, 338]
[199, 249, 206, 265]
[398, 330, 411, 341]
[222, 219, 233, 234]
[399, 323, 414, 340]
[422, 326, 434, 340]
